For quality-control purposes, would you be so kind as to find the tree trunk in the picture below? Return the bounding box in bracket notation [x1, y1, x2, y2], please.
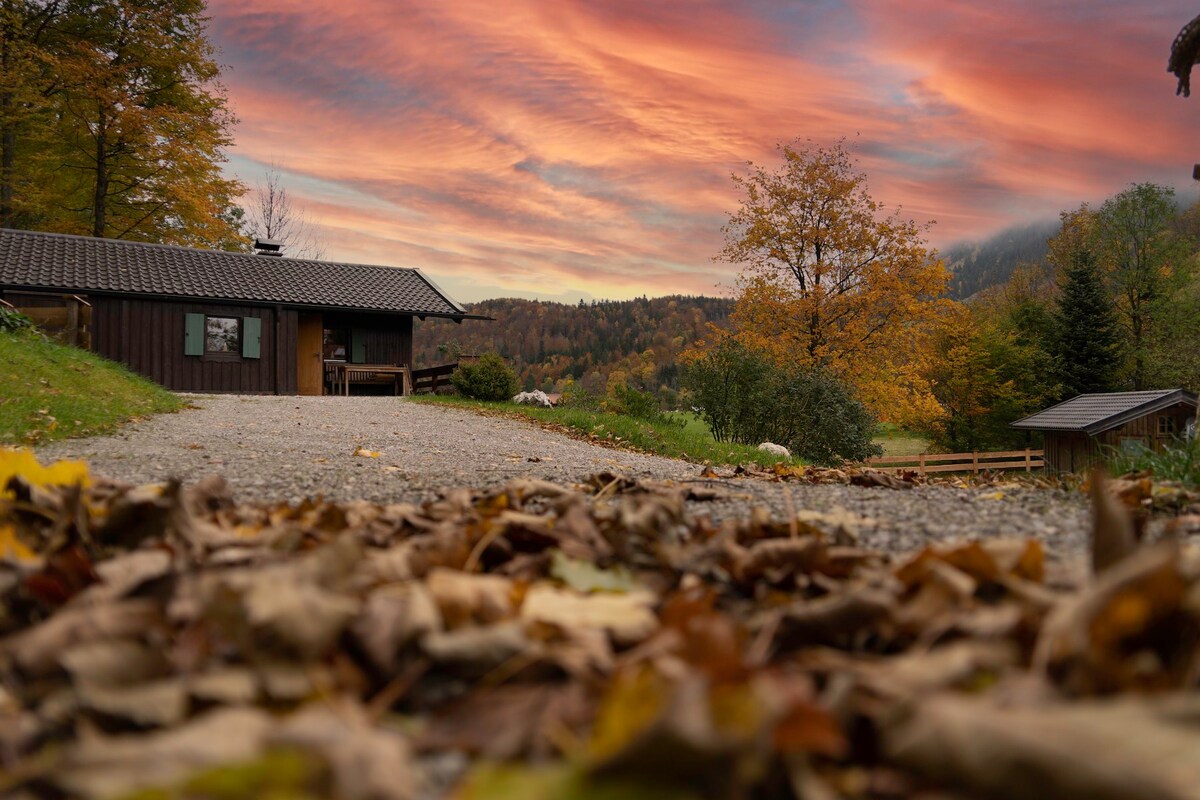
[92, 111, 107, 237]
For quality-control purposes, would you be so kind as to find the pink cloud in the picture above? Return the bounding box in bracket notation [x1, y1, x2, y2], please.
[208, 0, 1199, 299]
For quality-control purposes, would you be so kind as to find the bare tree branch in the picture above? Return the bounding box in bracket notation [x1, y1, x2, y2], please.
[243, 164, 327, 259]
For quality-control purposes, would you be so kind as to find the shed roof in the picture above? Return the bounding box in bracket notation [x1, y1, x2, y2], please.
[0, 228, 478, 318]
[1010, 389, 1198, 435]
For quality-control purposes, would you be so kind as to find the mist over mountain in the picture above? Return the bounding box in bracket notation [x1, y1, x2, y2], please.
[941, 219, 1058, 299]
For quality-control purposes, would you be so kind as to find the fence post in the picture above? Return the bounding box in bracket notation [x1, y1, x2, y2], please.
[919, 453, 925, 476]
[972, 452, 978, 474]
[1025, 448, 1031, 472]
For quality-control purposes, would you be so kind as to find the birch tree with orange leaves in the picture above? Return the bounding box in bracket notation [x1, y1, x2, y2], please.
[717, 140, 951, 422]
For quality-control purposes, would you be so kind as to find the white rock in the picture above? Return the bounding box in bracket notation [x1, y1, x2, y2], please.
[758, 442, 791, 459]
[512, 390, 553, 407]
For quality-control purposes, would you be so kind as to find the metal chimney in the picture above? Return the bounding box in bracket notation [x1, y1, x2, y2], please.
[253, 238, 284, 257]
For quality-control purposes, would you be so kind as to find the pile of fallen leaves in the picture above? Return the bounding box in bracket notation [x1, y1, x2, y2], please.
[2, 450, 1200, 799]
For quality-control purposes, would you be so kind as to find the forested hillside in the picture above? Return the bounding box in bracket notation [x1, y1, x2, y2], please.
[414, 295, 734, 396]
[942, 219, 1057, 298]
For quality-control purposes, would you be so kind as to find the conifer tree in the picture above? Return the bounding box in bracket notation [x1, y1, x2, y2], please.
[1052, 250, 1121, 398]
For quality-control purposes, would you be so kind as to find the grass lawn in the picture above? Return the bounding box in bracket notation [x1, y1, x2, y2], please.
[409, 395, 798, 467]
[0, 331, 184, 445]
[873, 422, 932, 458]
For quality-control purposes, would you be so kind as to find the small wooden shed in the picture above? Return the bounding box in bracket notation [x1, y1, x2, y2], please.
[1011, 389, 1198, 472]
[0, 228, 488, 395]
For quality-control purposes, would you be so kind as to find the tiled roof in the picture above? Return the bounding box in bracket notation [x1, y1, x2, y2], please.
[0, 229, 468, 317]
[1010, 389, 1198, 434]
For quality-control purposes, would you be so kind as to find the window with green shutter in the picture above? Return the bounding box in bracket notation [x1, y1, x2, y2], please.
[184, 313, 204, 356]
[242, 316, 262, 359]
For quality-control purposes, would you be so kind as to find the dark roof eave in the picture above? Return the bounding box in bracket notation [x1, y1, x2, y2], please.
[0, 282, 469, 319]
[1010, 390, 1198, 434]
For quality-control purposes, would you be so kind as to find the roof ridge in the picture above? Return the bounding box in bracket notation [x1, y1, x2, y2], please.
[0, 227, 468, 317]
[0, 227, 424, 276]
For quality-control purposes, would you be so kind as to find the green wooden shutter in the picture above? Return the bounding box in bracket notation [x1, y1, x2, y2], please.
[351, 328, 367, 363]
[242, 316, 262, 359]
[184, 313, 204, 356]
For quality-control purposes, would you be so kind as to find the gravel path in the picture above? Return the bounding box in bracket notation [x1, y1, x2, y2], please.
[36, 395, 1094, 564]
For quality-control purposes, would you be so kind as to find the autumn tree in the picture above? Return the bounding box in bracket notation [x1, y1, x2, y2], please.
[926, 310, 1049, 452]
[1095, 183, 1188, 389]
[0, 0, 244, 247]
[243, 165, 326, 259]
[0, 0, 69, 228]
[717, 140, 950, 419]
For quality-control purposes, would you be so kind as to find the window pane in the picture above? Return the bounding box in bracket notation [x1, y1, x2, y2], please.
[206, 316, 239, 353]
[323, 329, 347, 360]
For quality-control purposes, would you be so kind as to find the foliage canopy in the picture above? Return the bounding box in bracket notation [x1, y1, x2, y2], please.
[716, 140, 950, 423]
[0, 0, 245, 248]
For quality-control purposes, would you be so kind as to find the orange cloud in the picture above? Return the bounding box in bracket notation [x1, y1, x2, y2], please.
[209, 0, 1199, 300]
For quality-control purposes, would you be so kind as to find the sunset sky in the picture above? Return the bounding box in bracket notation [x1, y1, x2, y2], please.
[207, 1, 1200, 302]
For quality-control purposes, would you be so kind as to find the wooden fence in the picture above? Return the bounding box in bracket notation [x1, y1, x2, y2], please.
[411, 363, 458, 394]
[865, 449, 1044, 475]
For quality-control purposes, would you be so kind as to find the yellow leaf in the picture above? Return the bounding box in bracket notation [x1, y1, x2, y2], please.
[0, 523, 39, 565]
[353, 448, 381, 458]
[0, 448, 90, 499]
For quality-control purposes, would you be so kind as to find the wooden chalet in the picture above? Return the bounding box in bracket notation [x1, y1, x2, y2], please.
[0, 228, 485, 395]
[1011, 389, 1198, 472]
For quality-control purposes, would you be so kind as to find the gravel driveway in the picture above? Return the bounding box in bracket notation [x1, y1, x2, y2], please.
[36, 395, 1094, 564]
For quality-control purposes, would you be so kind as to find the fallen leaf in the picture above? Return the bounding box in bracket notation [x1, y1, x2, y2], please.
[550, 550, 637, 593]
[522, 584, 658, 646]
[884, 693, 1200, 800]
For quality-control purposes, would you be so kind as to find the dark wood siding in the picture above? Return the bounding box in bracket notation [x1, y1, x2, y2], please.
[325, 312, 414, 368]
[1043, 402, 1197, 472]
[91, 297, 283, 394]
[1043, 431, 1099, 473]
[7, 289, 417, 396]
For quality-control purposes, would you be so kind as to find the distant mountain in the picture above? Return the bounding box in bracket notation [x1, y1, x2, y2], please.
[942, 219, 1058, 299]
[413, 295, 735, 395]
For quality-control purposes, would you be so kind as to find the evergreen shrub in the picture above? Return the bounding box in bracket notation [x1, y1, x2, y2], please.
[682, 338, 881, 465]
[450, 353, 519, 401]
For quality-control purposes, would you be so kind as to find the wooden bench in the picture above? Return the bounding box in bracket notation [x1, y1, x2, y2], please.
[325, 363, 412, 396]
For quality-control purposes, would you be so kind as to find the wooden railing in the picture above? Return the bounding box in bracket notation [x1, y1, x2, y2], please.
[865, 449, 1044, 475]
[12, 294, 92, 349]
[411, 363, 458, 394]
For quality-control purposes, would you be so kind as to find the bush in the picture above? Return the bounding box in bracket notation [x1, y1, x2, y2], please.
[450, 353, 519, 401]
[682, 338, 881, 465]
[605, 382, 662, 421]
[0, 308, 37, 335]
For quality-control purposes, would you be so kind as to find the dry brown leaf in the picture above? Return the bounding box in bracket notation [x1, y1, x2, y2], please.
[353, 584, 441, 672]
[1034, 542, 1199, 694]
[521, 584, 658, 647]
[270, 700, 418, 800]
[422, 621, 533, 672]
[52, 706, 275, 798]
[1090, 469, 1140, 575]
[426, 567, 514, 628]
[884, 693, 1200, 800]
[2, 599, 162, 677]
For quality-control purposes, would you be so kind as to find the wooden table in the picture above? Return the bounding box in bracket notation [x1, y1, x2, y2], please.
[327, 363, 412, 396]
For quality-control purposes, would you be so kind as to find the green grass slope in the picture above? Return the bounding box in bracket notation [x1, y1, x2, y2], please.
[0, 331, 183, 445]
[410, 395, 797, 467]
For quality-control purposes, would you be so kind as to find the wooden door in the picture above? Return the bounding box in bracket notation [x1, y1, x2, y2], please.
[297, 313, 324, 396]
